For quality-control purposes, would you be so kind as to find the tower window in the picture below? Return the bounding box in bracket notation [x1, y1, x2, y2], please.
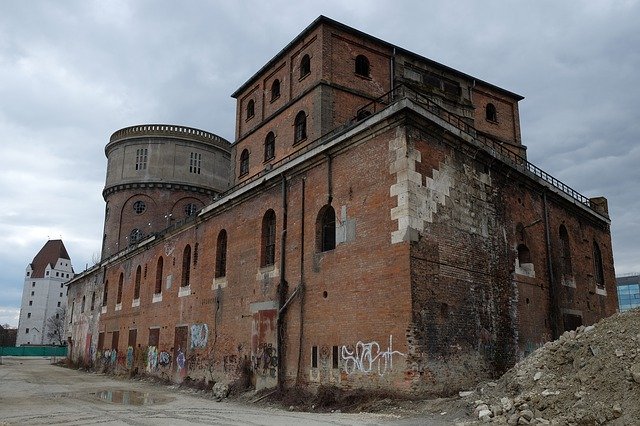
[246, 99, 255, 119]
[134, 265, 142, 300]
[271, 79, 281, 101]
[185, 203, 198, 217]
[189, 152, 201, 174]
[215, 229, 228, 278]
[239, 149, 250, 176]
[593, 241, 605, 288]
[517, 244, 532, 264]
[264, 132, 275, 161]
[182, 245, 192, 287]
[486, 103, 498, 122]
[155, 257, 163, 294]
[294, 111, 307, 144]
[135, 148, 148, 171]
[261, 210, 276, 267]
[355, 55, 370, 77]
[300, 54, 311, 78]
[133, 200, 146, 214]
[117, 273, 123, 304]
[316, 205, 336, 252]
[129, 228, 144, 245]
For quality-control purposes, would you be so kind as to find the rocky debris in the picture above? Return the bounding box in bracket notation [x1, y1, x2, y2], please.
[212, 382, 230, 401]
[460, 309, 640, 424]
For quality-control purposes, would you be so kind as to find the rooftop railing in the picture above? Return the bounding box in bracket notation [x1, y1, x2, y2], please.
[109, 124, 230, 147]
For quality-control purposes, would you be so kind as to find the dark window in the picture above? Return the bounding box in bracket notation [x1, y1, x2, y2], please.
[98, 332, 105, 350]
[29, 300, 32, 306]
[517, 244, 531, 264]
[311, 345, 318, 368]
[185, 203, 198, 217]
[300, 54, 311, 78]
[90, 292, 95, 311]
[111, 330, 120, 350]
[128, 329, 137, 350]
[215, 230, 228, 278]
[593, 241, 605, 288]
[135, 148, 148, 171]
[442, 80, 461, 96]
[271, 79, 280, 101]
[189, 152, 201, 174]
[27, 313, 31, 318]
[129, 228, 144, 245]
[81, 296, 85, 313]
[133, 200, 146, 214]
[355, 55, 370, 76]
[239, 149, 249, 176]
[148, 328, 160, 347]
[261, 210, 276, 267]
[356, 109, 372, 121]
[26, 328, 29, 334]
[134, 265, 141, 300]
[117, 273, 124, 304]
[102, 280, 108, 307]
[486, 103, 497, 122]
[332, 345, 339, 369]
[264, 132, 275, 161]
[246, 99, 255, 119]
[317, 205, 336, 252]
[294, 111, 307, 143]
[559, 225, 573, 277]
[155, 257, 163, 294]
[182, 245, 191, 287]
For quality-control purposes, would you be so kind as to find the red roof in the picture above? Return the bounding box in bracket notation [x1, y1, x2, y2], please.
[29, 240, 71, 279]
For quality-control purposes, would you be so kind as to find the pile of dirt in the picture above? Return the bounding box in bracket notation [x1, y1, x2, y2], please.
[461, 309, 640, 425]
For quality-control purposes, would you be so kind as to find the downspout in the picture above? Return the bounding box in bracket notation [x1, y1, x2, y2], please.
[296, 177, 306, 383]
[277, 174, 288, 390]
[390, 47, 396, 96]
[543, 191, 560, 339]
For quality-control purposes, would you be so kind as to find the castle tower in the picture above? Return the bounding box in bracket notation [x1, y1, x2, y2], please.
[101, 124, 231, 258]
[16, 239, 73, 346]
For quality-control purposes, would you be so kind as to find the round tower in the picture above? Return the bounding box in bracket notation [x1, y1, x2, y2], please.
[101, 124, 231, 258]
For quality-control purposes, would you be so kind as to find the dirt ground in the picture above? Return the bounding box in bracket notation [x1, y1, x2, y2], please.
[0, 357, 470, 425]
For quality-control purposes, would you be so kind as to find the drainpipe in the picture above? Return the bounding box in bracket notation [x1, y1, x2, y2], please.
[277, 174, 288, 390]
[543, 191, 560, 339]
[390, 47, 396, 97]
[296, 177, 306, 383]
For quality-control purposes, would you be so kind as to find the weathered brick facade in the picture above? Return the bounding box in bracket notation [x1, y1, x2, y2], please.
[67, 16, 616, 396]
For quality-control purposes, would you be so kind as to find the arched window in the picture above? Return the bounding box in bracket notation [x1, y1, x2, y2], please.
[300, 54, 311, 78]
[239, 149, 249, 176]
[559, 225, 573, 277]
[593, 241, 604, 288]
[215, 229, 228, 278]
[356, 109, 372, 121]
[294, 111, 307, 143]
[486, 103, 497, 122]
[264, 132, 275, 161]
[134, 265, 141, 300]
[246, 99, 255, 119]
[185, 203, 198, 217]
[355, 55, 370, 76]
[517, 244, 531, 264]
[316, 205, 336, 252]
[102, 280, 108, 307]
[261, 210, 276, 267]
[271, 79, 280, 101]
[182, 245, 191, 287]
[155, 257, 163, 294]
[117, 273, 124, 304]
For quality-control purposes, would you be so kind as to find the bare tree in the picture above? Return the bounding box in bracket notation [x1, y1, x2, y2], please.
[46, 307, 66, 346]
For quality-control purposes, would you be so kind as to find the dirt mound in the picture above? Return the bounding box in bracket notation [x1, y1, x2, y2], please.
[462, 309, 640, 425]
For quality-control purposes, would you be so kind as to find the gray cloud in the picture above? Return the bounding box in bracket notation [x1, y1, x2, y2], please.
[1, 0, 639, 326]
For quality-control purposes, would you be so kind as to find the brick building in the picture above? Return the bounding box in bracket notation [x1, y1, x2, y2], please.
[67, 16, 617, 395]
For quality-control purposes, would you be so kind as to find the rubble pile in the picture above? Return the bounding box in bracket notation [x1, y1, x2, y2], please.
[462, 309, 640, 425]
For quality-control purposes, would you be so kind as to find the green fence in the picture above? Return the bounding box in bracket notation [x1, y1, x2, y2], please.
[0, 346, 67, 357]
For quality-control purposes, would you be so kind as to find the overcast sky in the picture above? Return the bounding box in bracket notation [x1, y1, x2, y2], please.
[1, 1, 639, 327]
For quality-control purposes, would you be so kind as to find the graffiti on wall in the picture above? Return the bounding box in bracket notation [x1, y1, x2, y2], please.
[190, 323, 208, 349]
[253, 343, 277, 378]
[159, 351, 171, 367]
[147, 346, 158, 372]
[341, 335, 405, 376]
[176, 348, 186, 370]
[126, 346, 134, 369]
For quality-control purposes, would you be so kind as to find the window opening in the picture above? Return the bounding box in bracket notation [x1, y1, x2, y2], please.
[182, 245, 191, 287]
[264, 132, 275, 161]
[311, 346, 318, 368]
[261, 210, 276, 267]
[134, 265, 141, 300]
[81, 296, 85, 313]
[135, 148, 148, 171]
[246, 99, 255, 119]
[117, 273, 123, 304]
[133, 200, 146, 214]
[486, 103, 497, 122]
[91, 292, 95, 311]
[129, 228, 144, 245]
[559, 225, 573, 277]
[239, 149, 249, 176]
[294, 111, 307, 143]
[102, 280, 109, 307]
[185, 203, 198, 217]
[271, 79, 280, 101]
[332, 345, 339, 369]
[317, 205, 336, 252]
[593, 241, 605, 288]
[189, 152, 201, 174]
[300, 54, 311, 78]
[355, 55, 370, 76]
[517, 244, 531, 264]
[215, 229, 228, 278]
[155, 257, 163, 294]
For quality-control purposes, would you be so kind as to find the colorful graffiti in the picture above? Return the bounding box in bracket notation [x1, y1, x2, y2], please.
[158, 351, 171, 367]
[176, 348, 186, 370]
[341, 335, 405, 376]
[253, 343, 277, 378]
[126, 346, 134, 369]
[190, 324, 208, 349]
[147, 346, 158, 372]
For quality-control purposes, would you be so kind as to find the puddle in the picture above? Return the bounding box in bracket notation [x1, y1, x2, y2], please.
[90, 390, 163, 405]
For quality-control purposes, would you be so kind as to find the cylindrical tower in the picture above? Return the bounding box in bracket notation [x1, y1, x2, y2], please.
[101, 124, 231, 258]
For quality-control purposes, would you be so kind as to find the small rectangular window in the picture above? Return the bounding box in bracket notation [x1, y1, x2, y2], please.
[27, 313, 31, 318]
[32, 282, 35, 287]
[135, 148, 148, 171]
[60, 283, 63, 288]
[189, 152, 202, 174]
[332, 345, 339, 369]
[31, 291, 34, 296]
[311, 345, 318, 368]
[57, 301, 61, 307]
[29, 301, 33, 306]
[26, 328, 29, 334]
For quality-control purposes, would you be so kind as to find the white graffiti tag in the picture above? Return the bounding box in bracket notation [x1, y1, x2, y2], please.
[341, 335, 405, 376]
